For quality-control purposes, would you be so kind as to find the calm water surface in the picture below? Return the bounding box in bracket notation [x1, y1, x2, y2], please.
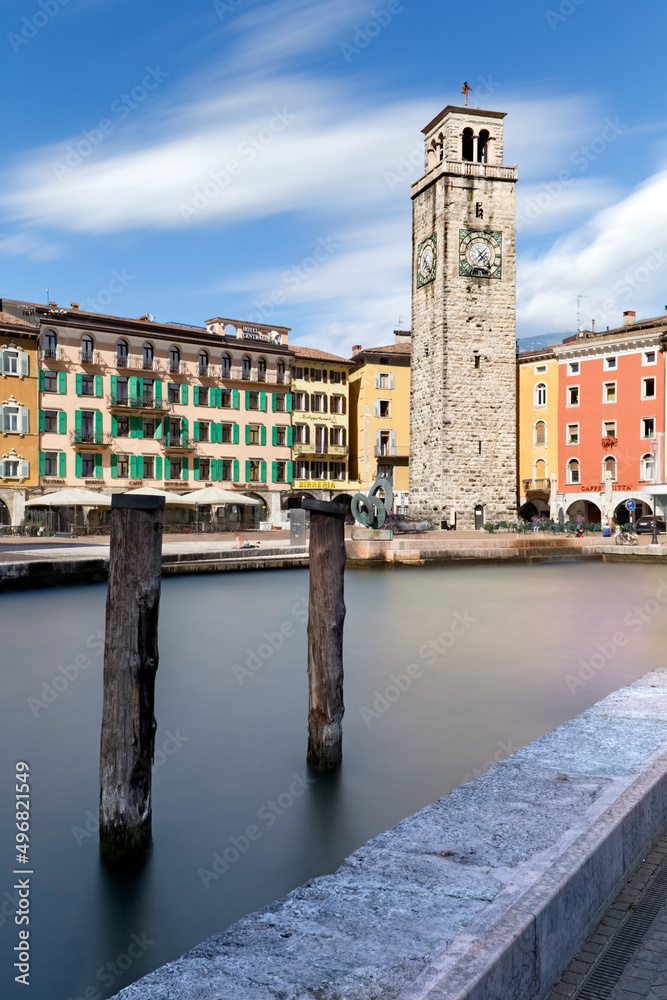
[1, 562, 666, 1000]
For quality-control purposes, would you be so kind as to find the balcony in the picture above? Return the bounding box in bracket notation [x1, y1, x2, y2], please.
[70, 430, 113, 447]
[115, 354, 135, 370]
[40, 346, 62, 361]
[160, 434, 195, 451]
[169, 360, 185, 375]
[198, 364, 218, 379]
[522, 478, 550, 493]
[293, 443, 349, 457]
[107, 394, 171, 414]
[374, 445, 410, 459]
[79, 349, 102, 365]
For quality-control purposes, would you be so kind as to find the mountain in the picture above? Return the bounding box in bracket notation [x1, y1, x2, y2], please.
[516, 332, 571, 353]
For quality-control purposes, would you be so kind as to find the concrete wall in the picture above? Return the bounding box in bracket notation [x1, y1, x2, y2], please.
[110, 668, 667, 1000]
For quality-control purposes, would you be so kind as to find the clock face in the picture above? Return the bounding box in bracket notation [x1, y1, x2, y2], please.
[459, 229, 502, 280]
[416, 234, 437, 288]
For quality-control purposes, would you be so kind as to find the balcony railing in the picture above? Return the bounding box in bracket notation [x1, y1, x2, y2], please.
[79, 349, 101, 365]
[107, 394, 171, 412]
[70, 430, 113, 446]
[522, 478, 550, 492]
[169, 360, 184, 374]
[293, 443, 349, 457]
[160, 434, 194, 450]
[198, 364, 218, 379]
[40, 346, 61, 361]
[374, 445, 409, 458]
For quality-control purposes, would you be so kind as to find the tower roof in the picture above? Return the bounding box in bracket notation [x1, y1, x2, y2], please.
[422, 105, 506, 135]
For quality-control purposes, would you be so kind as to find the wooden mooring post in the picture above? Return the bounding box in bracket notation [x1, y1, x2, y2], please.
[302, 499, 346, 770]
[99, 493, 164, 862]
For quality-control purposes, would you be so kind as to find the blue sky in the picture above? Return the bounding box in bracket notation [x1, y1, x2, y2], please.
[1, 0, 666, 353]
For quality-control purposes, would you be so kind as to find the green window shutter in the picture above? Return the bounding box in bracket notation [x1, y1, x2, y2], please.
[110, 454, 118, 478]
[286, 393, 293, 413]
[164, 456, 171, 480]
[286, 461, 293, 483]
[75, 373, 83, 395]
[75, 452, 82, 478]
[181, 417, 188, 443]
[193, 457, 200, 481]
[233, 423, 239, 445]
[287, 427, 293, 446]
[58, 371, 67, 394]
[245, 390, 250, 410]
[155, 456, 163, 480]
[233, 459, 239, 482]
[181, 384, 188, 405]
[95, 375, 103, 398]
[260, 424, 266, 447]
[272, 425, 277, 446]
[232, 389, 239, 409]
[210, 459, 218, 482]
[245, 424, 251, 445]
[137, 417, 144, 440]
[137, 377, 143, 398]
[110, 373, 117, 396]
[182, 457, 189, 481]
[209, 422, 216, 444]
[38, 409, 45, 432]
[260, 460, 267, 483]
[154, 417, 162, 440]
[260, 392, 267, 411]
[95, 411, 103, 441]
[130, 455, 138, 478]
[75, 410, 82, 432]
[38, 370, 45, 392]
[95, 453, 103, 478]
[39, 451, 45, 476]
[129, 376, 138, 398]
[244, 460, 250, 481]
[217, 387, 224, 407]
[272, 461, 278, 483]
[59, 452, 67, 477]
[129, 416, 136, 439]
[58, 410, 67, 434]
[194, 386, 199, 406]
[272, 393, 277, 412]
[154, 379, 162, 401]
[193, 421, 199, 441]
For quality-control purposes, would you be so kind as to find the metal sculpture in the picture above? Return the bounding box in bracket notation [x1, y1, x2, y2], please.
[351, 478, 393, 530]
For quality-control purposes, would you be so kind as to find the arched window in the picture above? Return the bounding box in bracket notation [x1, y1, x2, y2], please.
[242, 355, 251, 381]
[169, 346, 181, 374]
[534, 420, 546, 445]
[603, 456, 617, 482]
[276, 359, 285, 384]
[462, 128, 474, 162]
[567, 459, 580, 485]
[534, 459, 547, 484]
[477, 129, 490, 163]
[534, 382, 547, 407]
[142, 342, 154, 370]
[116, 339, 128, 367]
[43, 330, 58, 359]
[221, 353, 231, 378]
[257, 357, 267, 382]
[198, 350, 209, 376]
[81, 335, 94, 363]
[641, 453, 656, 481]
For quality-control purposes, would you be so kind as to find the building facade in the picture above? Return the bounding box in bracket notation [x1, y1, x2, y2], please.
[0, 311, 40, 525]
[410, 104, 518, 528]
[517, 348, 559, 520]
[348, 333, 411, 508]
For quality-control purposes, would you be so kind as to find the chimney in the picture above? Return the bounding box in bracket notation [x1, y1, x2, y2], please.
[71, 302, 79, 310]
[623, 310, 636, 326]
[352, 345, 362, 355]
[591, 319, 595, 333]
[394, 329, 412, 345]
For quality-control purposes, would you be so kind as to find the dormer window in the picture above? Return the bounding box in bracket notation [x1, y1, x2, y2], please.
[462, 128, 474, 162]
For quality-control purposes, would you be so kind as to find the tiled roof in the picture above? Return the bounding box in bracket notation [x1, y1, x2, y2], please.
[0, 311, 38, 333]
[358, 343, 411, 355]
[290, 345, 350, 363]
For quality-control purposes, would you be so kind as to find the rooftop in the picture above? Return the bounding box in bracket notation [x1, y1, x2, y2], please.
[290, 345, 350, 364]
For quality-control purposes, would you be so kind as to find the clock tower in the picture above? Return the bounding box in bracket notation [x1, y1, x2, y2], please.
[409, 105, 518, 528]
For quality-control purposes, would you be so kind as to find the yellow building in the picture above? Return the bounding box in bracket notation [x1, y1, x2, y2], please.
[517, 347, 559, 518]
[0, 311, 40, 524]
[289, 346, 355, 498]
[349, 334, 411, 510]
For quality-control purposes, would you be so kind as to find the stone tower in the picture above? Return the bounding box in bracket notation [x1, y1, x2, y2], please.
[409, 106, 517, 528]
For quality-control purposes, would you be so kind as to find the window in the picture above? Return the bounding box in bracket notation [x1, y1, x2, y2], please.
[644, 351, 657, 365]
[462, 127, 474, 162]
[222, 459, 233, 481]
[44, 410, 58, 433]
[330, 395, 345, 415]
[568, 362, 579, 375]
[293, 392, 305, 410]
[275, 426, 287, 447]
[143, 419, 155, 439]
[196, 386, 209, 407]
[143, 457, 154, 479]
[169, 347, 181, 373]
[477, 129, 489, 163]
[81, 374, 94, 396]
[296, 460, 309, 478]
[221, 423, 233, 444]
[247, 391, 259, 410]
[292, 366, 308, 381]
[2, 350, 19, 374]
[116, 416, 129, 437]
[567, 385, 579, 406]
[643, 377, 656, 399]
[44, 371, 58, 393]
[117, 454, 129, 478]
[604, 357, 617, 370]
[641, 453, 656, 481]
[310, 369, 324, 383]
[2, 458, 22, 478]
[274, 461, 286, 483]
[44, 451, 58, 476]
[81, 453, 96, 477]
[169, 457, 182, 479]
[198, 350, 209, 376]
[603, 382, 616, 402]
[248, 424, 260, 445]
[330, 462, 344, 480]
[534, 421, 546, 446]
[567, 424, 579, 445]
[274, 394, 286, 412]
[293, 424, 309, 444]
[535, 382, 548, 406]
[142, 343, 154, 370]
[534, 365, 547, 374]
[378, 372, 392, 389]
[330, 427, 346, 446]
[143, 379, 154, 403]
[379, 399, 390, 417]
[3, 407, 19, 432]
[276, 360, 285, 384]
[642, 417, 655, 439]
[603, 456, 617, 481]
[248, 459, 261, 482]
[311, 393, 324, 413]
[221, 390, 232, 409]
[199, 458, 211, 480]
[80, 410, 95, 442]
[312, 461, 325, 479]
[221, 353, 231, 378]
[81, 335, 94, 363]
[116, 340, 128, 366]
[257, 358, 267, 382]
[168, 383, 179, 403]
[567, 459, 580, 484]
[115, 376, 128, 403]
[603, 421, 616, 439]
[534, 459, 546, 482]
[43, 330, 58, 359]
[198, 422, 209, 442]
[242, 356, 251, 380]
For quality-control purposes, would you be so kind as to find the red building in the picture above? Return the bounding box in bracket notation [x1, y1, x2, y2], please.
[555, 311, 666, 524]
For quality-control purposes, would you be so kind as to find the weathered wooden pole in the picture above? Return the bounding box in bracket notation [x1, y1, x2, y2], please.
[302, 499, 346, 770]
[99, 493, 164, 862]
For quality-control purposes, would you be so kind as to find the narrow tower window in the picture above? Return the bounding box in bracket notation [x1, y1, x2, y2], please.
[462, 128, 474, 162]
[477, 130, 489, 163]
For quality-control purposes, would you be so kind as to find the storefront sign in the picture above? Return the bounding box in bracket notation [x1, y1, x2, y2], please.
[297, 480, 336, 489]
[580, 484, 633, 492]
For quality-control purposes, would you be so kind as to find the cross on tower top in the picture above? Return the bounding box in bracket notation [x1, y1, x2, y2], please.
[461, 81, 471, 106]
